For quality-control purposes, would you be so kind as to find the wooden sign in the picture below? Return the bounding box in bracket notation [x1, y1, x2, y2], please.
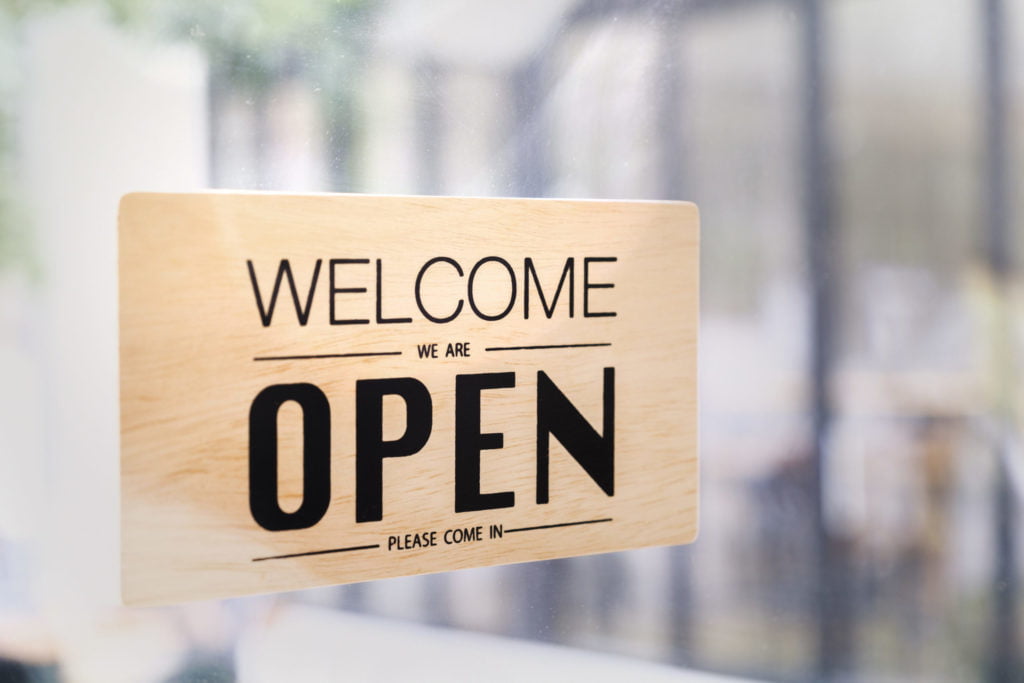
[119, 193, 699, 606]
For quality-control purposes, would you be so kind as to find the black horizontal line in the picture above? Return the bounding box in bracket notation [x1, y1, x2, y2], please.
[505, 518, 613, 534]
[254, 352, 402, 361]
[252, 544, 380, 562]
[485, 343, 612, 352]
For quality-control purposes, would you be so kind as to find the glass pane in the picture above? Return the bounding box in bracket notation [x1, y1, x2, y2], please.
[1, 1, 1022, 680]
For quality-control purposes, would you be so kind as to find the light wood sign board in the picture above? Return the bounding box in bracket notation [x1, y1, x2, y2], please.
[119, 192, 699, 606]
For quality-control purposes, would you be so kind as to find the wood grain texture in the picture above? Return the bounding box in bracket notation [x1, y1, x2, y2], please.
[119, 192, 699, 606]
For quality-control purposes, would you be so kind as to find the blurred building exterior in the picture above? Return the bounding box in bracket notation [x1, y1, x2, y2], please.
[1, 1, 1023, 681]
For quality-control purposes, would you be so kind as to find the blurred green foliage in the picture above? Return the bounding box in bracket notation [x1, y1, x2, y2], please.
[108, 0, 371, 91]
[0, 0, 371, 275]
[0, 7, 31, 277]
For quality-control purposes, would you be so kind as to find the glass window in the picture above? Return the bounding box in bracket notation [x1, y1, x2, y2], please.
[1, 1, 1022, 680]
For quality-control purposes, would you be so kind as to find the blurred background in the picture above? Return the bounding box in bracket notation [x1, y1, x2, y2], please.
[1, 0, 1023, 681]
